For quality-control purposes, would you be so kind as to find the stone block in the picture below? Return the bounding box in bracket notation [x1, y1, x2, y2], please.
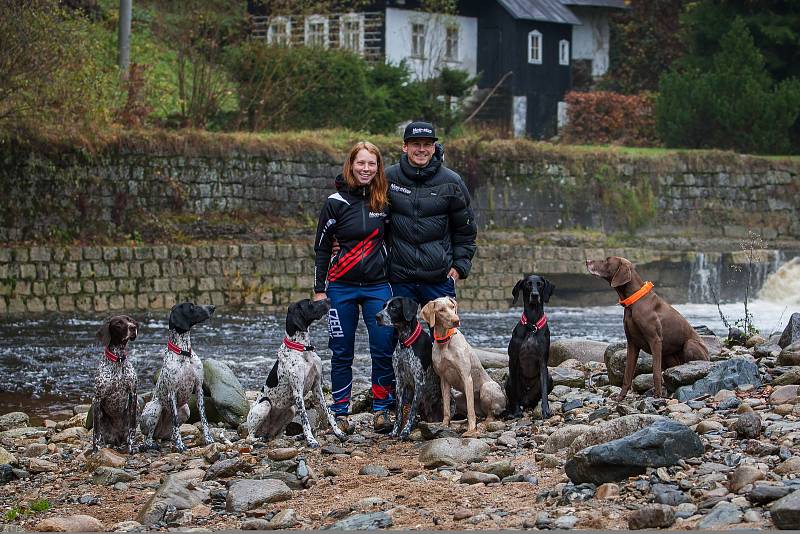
[0, 249, 11, 263]
[44, 296, 58, 312]
[63, 262, 77, 278]
[68, 247, 82, 261]
[129, 262, 142, 278]
[93, 263, 109, 277]
[32, 282, 46, 296]
[67, 281, 81, 294]
[83, 281, 96, 294]
[13, 281, 31, 296]
[13, 248, 29, 262]
[108, 295, 124, 310]
[94, 295, 108, 312]
[26, 297, 44, 313]
[153, 279, 170, 292]
[134, 247, 153, 260]
[117, 279, 136, 294]
[142, 262, 160, 277]
[96, 280, 116, 294]
[118, 248, 132, 261]
[102, 247, 119, 261]
[76, 296, 93, 312]
[110, 262, 129, 278]
[29, 247, 51, 262]
[19, 264, 36, 279]
[79, 262, 94, 278]
[58, 296, 75, 312]
[7, 297, 25, 314]
[84, 247, 102, 260]
[152, 246, 169, 259]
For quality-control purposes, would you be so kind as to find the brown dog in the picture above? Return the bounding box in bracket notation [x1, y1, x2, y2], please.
[586, 256, 709, 399]
[420, 297, 506, 436]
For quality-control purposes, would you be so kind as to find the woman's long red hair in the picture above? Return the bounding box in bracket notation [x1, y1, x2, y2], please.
[342, 141, 388, 212]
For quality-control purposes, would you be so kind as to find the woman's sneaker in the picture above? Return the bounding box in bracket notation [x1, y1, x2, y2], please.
[335, 416, 353, 435]
[373, 411, 393, 434]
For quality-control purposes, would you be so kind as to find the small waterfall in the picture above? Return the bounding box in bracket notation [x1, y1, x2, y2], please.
[689, 253, 720, 303]
[758, 256, 800, 304]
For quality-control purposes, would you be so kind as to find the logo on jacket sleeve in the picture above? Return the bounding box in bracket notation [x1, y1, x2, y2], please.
[390, 183, 412, 195]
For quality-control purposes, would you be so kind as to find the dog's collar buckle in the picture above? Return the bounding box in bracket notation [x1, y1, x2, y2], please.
[401, 322, 422, 347]
[521, 313, 548, 333]
[167, 340, 192, 357]
[283, 337, 314, 352]
[104, 347, 126, 362]
[434, 327, 458, 344]
[619, 281, 654, 307]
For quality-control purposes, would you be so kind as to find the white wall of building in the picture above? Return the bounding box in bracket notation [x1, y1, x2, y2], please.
[570, 8, 611, 77]
[385, 7, 477, 81]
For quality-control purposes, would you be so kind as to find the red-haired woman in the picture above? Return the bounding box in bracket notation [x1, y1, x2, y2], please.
[313, 141, 394, 434]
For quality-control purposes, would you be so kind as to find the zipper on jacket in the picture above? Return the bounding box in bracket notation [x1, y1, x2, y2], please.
[360, 187, 367, 284]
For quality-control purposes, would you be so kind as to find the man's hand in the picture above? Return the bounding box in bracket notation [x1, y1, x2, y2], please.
[447, 268, 460, 284]
[313, 292, 327, 301]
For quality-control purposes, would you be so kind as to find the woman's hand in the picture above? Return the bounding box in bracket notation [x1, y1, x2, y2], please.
[313, 292, 327, 301]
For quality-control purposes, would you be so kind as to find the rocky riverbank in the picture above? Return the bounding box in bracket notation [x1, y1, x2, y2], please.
[1, 315, 800, 531]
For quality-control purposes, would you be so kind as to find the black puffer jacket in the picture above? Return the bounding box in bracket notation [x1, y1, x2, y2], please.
[313, 177, 389, 293]
[385, 144, 477, 284]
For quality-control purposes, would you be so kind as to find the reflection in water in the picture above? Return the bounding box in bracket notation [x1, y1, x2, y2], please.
[0, 300, 791, 417]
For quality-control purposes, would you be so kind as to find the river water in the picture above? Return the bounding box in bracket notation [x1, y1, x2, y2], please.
[0, 298, 794, 422]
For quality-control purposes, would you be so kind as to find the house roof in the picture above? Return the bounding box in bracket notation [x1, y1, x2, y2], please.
[497, 0, 582, 25]
[560, 0, 628, 8]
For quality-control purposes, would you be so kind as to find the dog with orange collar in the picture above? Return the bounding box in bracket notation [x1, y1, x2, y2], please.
[420, 296, 506, 437]
[247, 298, 347, 448]
[587, 256, 709, 399]
[93, 315, 140, 454]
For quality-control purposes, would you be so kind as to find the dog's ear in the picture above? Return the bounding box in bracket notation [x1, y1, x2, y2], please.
[169, 303, 192, 333]
[420, 301, 436, 329]
[448, 296, 458, 314]
[401, 298, 418, 323]
[96, 319, 111, 347]
[542, 278, 555, 303]
[511, 279, 524, 306]
[610, 262, 632, 288]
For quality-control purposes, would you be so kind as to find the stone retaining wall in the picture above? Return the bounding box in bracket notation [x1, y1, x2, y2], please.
[0, 240, 786, 315]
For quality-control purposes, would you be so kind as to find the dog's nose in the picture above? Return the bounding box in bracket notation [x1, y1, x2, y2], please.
[453, 318, 461, 326]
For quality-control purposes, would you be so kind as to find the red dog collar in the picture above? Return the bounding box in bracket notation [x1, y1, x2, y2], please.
[401, 322, 422, 347]
[521, 313, 547, 332]
[167, 340, 191, 357]
[619, 281, 654, 307]
[104, 347, 125, 362]
[283, 337, 314, 352]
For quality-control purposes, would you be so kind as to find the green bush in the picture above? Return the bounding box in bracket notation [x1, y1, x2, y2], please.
[0, 0, 119, 134]
[656, 18, 800, 154]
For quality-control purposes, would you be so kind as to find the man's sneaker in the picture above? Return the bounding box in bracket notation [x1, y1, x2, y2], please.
[373, 410, 393, 434]
[335, 416, 353, 435]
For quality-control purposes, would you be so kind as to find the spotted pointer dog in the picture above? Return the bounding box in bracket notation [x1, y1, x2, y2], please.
[140, 302, 216, 452]
[93, 315, 139, 454]
[247, 298, 347, 448]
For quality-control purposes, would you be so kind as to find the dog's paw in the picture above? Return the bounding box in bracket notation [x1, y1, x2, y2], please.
[613, 392, 629, 402]
[174, 441, 187, 453]
[202, 433, 215, 445]
[461, 428, 480, 438]
[332, 429, 347, 442]
[140, 441, 160, 453]
[306, 439, 320, 449]
[399, 430, 412, 441]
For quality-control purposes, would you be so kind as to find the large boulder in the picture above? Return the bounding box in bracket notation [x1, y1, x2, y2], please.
[418, 438, 490, 468]
[568, 414, 662, 457]
[778, 343, 800, 367]
[674, 356, 761, 402]
[543, 424, 592, 453]
[662, 360, 716, 391]
[37, 515, 105, 532]
[200, 359, 250, 427]
[565, 419, 704, 484]
[549, 367, 586, 388]
[226, 479, 293, 512]
[0, 412, 29, 431]
[136, 469, 208, 526]
[605, 343, 652, 387]
[771, 489, 800, 529]
[779, 313, 800, 349]
[473, 347, 508, 369]
[549, 340, 607, 366]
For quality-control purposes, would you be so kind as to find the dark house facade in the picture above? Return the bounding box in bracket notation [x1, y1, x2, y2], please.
[247, 0, 625, 139]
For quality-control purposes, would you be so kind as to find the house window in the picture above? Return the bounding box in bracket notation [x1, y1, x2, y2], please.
[411, 22, 426, 58]
[305, 15, 329, 48]
[528, 30, 542, 64]
[559, 39, 570, 65]
[267, 16, 291, 46]
[340, 13, 364, 54]
[445, 26, 459, 61]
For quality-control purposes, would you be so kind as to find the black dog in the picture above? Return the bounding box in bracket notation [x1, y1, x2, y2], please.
[507, 275, 555, 419]
[376, 296, 443, 437]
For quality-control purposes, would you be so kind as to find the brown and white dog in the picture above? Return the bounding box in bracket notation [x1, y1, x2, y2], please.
[586, 256, 709, 399]
[420, 297, 506, 436]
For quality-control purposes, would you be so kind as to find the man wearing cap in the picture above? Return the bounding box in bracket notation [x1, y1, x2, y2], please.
[386, 121, 478, 306]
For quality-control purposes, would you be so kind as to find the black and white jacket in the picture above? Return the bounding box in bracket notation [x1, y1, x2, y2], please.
[313, 177, 390, 293]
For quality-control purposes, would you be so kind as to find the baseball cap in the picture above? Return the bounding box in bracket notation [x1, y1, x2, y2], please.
[403, 121, 438, 141]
